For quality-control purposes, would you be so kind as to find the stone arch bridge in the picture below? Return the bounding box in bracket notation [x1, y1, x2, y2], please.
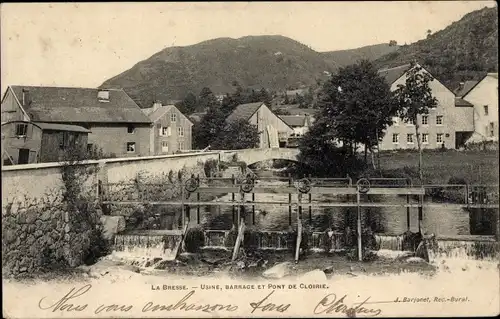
[218, 148, 300, 166]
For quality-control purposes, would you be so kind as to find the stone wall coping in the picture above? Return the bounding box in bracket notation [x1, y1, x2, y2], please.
[1, 151, 221, 172]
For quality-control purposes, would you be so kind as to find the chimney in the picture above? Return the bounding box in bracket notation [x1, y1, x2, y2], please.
[97, 89, 110, 102]
[152, 100, 162, 112]
[22, 89, 30, 106]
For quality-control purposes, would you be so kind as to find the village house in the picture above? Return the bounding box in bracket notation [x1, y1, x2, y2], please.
[1, 120, 90, 165]
[1, 86, 152, 158]
[142, 102, 193, 154]
[456, 73, 498, 144]
[279, 115, 312, 137]
[225, 102, 294, 148]
[377, 63, 474, 150]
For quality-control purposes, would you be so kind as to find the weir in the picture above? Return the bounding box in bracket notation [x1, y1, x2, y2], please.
[102, 175, 499, 263]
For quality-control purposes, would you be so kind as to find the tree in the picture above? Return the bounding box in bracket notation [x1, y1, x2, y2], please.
[426, 29, 432, 38]
[314, 60, 397, 163]
[389, 40, 398, 46]
[175, 92, 197, 115]
[212, 119, 259, 150]
[192, 105, 226, 149]
[393, 62, 438, 181]
[198, 87, 218, 111]
[258, 88, 273, 106]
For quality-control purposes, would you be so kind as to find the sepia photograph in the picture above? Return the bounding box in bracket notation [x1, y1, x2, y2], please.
[1, 1, 499, 317]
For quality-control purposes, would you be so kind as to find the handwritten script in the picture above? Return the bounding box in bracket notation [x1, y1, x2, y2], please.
[37, 284, 383, 316]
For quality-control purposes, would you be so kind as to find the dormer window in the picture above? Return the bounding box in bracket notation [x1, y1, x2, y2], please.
[98, 90, 110, 102]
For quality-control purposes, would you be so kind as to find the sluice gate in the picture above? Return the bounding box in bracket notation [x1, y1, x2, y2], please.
[100, 175, 499, 263]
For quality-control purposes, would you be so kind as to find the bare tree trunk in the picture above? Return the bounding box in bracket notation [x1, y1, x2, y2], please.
[370, 147, 376, 170]
[364, 144, 368, 163]
[415, 123, 423, 182]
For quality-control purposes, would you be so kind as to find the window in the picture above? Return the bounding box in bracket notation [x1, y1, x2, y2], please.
[436, 115, 443, 125]
[421, 115, 428, 125]
[126, 142, 136, 153]
[177, 127, 184, 137]
[15, 124, 28, 136]
[422, 133, 429, 144]
[407, 133, 414, 144]
[392, 117, 399, 126]
[59, 132, 68, 149]
[178, 141, 184, 151]
[127, 125, 135, 134]
[436, 133, 444, 144]
[170, 113, 177, 122]
[406, 118, 415, 126]
[161, 141, 169, 153]
[87, 144, 93, 152]
[484, 105, 489, 116]
[392, 133, 399, 144]
[490, 122, 495, 137]
[161, 126, 171, 136]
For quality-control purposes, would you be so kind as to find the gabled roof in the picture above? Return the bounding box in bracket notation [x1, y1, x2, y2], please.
[377, 64, 412, 85]
[279, 115, 308, 127]
[455, 97, 474, 107]
[225, 102, 264, 124]
[8, 85, 152, 124]
[461, 73, 498, 99]
[454, 80, 479, 97]
[146, 105, 175, 122]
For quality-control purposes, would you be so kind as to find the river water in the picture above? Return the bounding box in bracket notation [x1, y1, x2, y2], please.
[174, 179, 496, 237]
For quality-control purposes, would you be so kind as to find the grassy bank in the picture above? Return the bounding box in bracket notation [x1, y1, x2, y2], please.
[368, 150, 498, 185]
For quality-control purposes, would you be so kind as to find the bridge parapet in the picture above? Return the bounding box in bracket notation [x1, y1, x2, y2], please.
[218, 148, 300, 165]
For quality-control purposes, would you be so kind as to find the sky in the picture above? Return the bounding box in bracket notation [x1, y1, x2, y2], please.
[1, 1, 496, 94]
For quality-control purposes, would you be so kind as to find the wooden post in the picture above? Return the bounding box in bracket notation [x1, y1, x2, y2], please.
[406, 180, 410, 231]
[196, 174, 200, 224]
[418, 193, 423, 233]
[308, 174, 312, 224]
[181, 186, 185, 229]
[288, 173, 292, 226]
[295, 193, 302, 263]
[252, 192, 255, 225]
[232, 174, 236, 229]
[357, 189, 362, 262]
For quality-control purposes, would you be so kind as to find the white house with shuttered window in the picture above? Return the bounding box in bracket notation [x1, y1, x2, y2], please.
[459, 73, 498, 143]
[142, 102, 193, 155]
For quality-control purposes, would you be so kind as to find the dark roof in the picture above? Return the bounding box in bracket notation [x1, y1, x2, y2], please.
[278, 106, 317, 116]
[146, 105, 175, 122]
[35, 122, 91, 133]
[377, 64, 412, 85]
[279, 115, 308, 127]
[225, 102, 264, 124]
[1, 120, 90, 133]
[454, 81, 479, 97]
[455, 97, 474, 107]
[10, 86, 152, 124]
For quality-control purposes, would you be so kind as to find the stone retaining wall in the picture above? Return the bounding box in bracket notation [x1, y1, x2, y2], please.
[1, 193, 103, 277]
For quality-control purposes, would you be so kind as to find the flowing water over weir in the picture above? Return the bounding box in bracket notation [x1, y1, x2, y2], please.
[114, 231, 183, 261]
[375, 235, 404, 251]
